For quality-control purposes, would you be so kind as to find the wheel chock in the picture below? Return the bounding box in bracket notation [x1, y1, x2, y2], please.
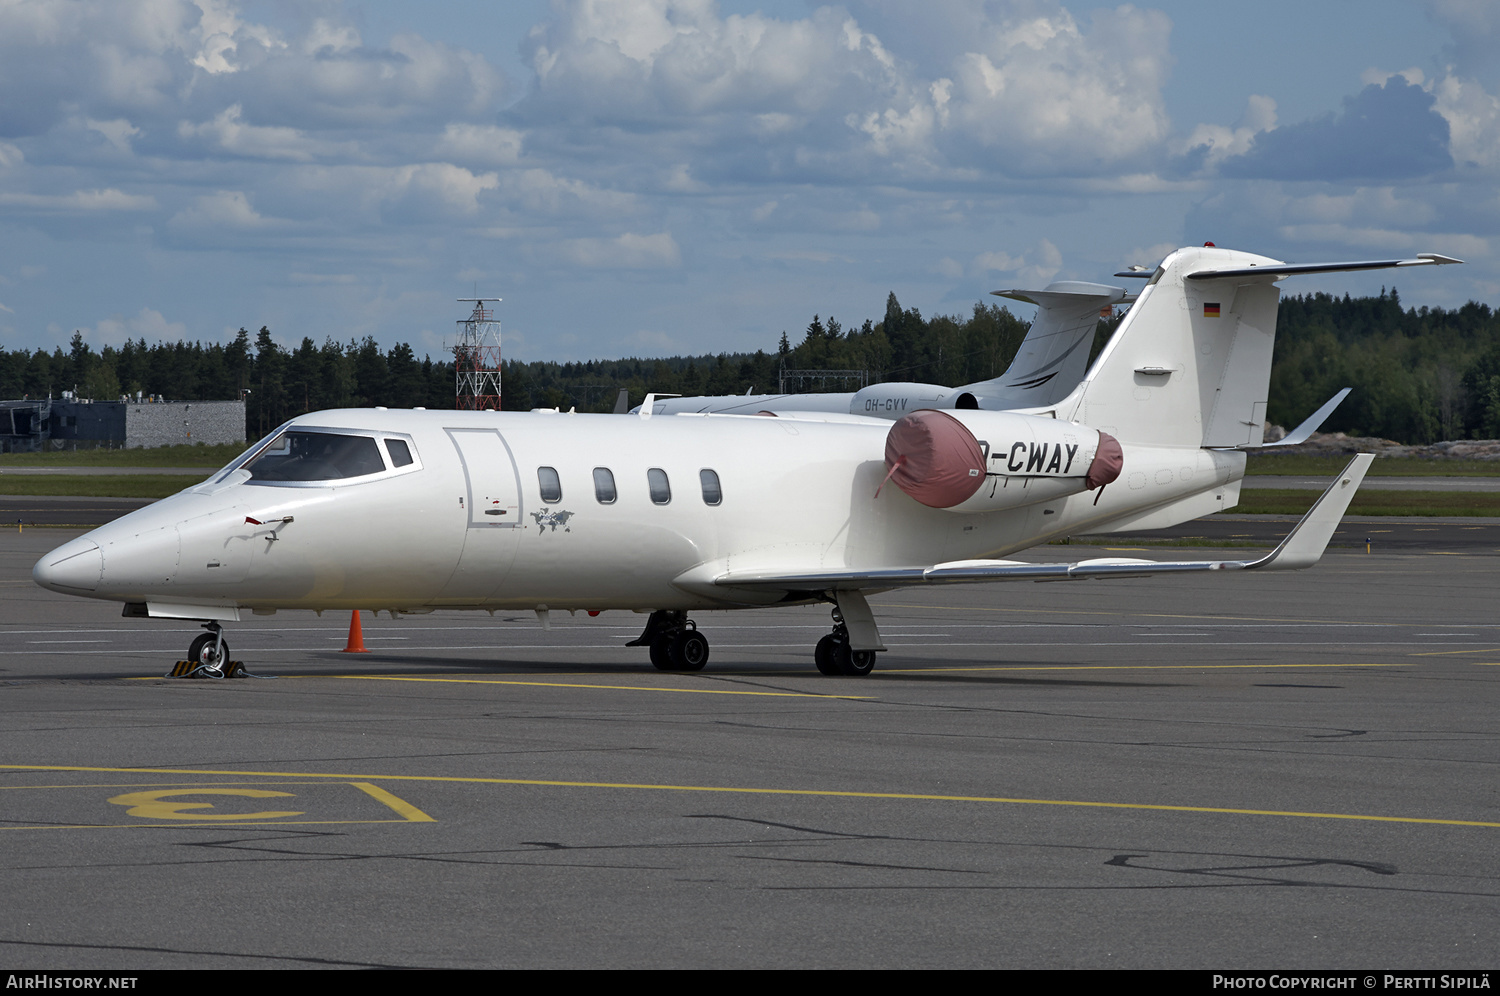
[164, 660, 268, 679]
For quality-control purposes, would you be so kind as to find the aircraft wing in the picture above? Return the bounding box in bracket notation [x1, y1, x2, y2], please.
[713, 454, 1372, 592]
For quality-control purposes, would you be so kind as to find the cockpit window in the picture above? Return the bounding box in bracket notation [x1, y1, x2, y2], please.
[243, 431, 386, 482]
[385, 439, 414, 468]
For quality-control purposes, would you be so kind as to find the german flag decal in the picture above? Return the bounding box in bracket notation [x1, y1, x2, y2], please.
[1203, 302, 1221, 317]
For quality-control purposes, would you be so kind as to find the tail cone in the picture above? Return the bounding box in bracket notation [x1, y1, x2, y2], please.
[341, 610, 370, 653]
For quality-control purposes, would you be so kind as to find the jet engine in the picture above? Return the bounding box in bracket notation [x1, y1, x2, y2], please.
[880, 409, 1122, 513]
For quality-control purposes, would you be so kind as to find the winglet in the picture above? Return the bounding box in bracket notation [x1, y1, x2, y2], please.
[1245, 453, 1373, 571]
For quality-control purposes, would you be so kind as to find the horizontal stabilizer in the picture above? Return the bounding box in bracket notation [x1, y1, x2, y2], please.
[713, 454, 1373, 591]
[990, 281, 1130, 308]
[1184, 253, 1462, 281]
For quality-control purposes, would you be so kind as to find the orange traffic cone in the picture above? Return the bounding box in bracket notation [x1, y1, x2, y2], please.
[341, 609, 370, 653]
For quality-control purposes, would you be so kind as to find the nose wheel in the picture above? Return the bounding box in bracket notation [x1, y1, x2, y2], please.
[184, 623, 230, 677]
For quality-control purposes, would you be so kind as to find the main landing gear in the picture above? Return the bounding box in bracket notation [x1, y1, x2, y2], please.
[628, 610, 710, 672]
[814, 604, 877, 676]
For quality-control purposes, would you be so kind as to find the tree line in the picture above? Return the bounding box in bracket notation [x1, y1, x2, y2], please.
[2, 289, 1498, 444]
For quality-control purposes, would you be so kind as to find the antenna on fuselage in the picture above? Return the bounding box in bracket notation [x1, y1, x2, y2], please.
[455, 297, 503, 411]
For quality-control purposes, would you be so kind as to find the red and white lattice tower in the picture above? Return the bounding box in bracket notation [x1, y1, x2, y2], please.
[454, 297, 502, 410]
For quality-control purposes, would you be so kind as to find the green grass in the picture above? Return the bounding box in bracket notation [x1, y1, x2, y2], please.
[1233, 488, 1500, 516]
[0, 475, 197, 498]
[0, 442, 245, 468]
[1246, 453, 1500, 477]
[1052, 536, 1273, 548]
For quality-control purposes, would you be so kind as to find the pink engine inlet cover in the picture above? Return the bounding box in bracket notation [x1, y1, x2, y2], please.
[882, 410, 987, 508]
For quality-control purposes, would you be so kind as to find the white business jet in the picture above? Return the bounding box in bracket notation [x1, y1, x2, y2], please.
[643, 279, 1129, 419]
[33, 245, 1460, 676]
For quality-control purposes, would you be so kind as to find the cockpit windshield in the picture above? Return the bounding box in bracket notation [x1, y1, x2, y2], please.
[242, 430, 386, 482]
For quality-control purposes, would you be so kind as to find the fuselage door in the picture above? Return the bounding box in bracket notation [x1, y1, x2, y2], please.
[439, 427, 523, 602]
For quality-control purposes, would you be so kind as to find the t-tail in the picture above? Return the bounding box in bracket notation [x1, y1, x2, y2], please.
[1055, 245, 1462, 448]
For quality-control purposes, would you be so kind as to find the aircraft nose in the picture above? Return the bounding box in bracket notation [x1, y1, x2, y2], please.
[33, 538, 103, 593]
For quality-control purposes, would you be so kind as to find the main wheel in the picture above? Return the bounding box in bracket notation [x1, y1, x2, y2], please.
[814, 635, 840, 675]
[816, 636, 875, 676]
[841, 647, 876, 676]
[649, 633, 675, 670]
[187, 633, 229, 672]
[671, 630, 710, 671]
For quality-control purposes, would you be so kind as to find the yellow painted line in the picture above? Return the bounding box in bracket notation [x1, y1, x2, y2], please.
[875, 661, 1414, 674]
[332, 675, 872, 699]
[0, 779, 434, 829]
[3, 821, 421, 831]
[1, 764, 1493, 829]
[1410, 647, 1500, 656]
[352, 781, 435, 822]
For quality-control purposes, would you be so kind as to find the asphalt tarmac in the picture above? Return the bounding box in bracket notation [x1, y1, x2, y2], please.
[0, 527, 1496, 969]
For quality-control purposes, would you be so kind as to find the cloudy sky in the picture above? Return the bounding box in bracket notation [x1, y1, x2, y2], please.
[0, 0, 1496, 366]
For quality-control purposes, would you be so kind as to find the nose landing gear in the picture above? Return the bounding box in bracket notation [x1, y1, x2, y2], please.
[167, 622, 255, 678]
[628, 610, 710, 672]
[187, 622, 229, 674]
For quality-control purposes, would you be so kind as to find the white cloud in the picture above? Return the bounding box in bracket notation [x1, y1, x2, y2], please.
[168, 189, 278, 229]
[189, 0, 286, 74]
[85, 117, 142, 153]
[766, 249, 853, 263]
[380, 162, 500, 216]
[88, 306, 189, 346]
[1277, 224, 1487, 258]
[520, 1, 1174, 182]
[500, 168, 634, 217]
[436, 123, 524, 168]
[0, 188, 156, 211]
[1181, 95, 1277, 169]
[971, 239, 1062, 286]
[560, 231, 682, 268]
[933, 256, 964, 279]
[179, 104, 355, 161]
[1432, 74, 1500, 170]
[303, 17, 361, 56]
[1121, 243, 1179, 270]
[934, 4, 1173, 174]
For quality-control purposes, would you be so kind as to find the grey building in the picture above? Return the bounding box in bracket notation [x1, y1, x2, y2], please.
[0, 399, 246, 452]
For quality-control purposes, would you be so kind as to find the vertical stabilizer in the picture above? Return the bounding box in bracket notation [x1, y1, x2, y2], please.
[1059, 247, 1284, 446]
[975, 281, 1129, 409]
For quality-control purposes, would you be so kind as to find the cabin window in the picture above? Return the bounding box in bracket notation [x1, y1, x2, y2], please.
[593, 467, 616, 504]
[538, 467, 562, 504]
[699, 469, 722, 506]
[244, 431, 385, 482]
[647, 468, 671, 505]
[384, 439, 413, 468]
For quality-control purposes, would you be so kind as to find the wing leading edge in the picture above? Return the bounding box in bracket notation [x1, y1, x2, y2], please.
[712, 454, 1373, 591]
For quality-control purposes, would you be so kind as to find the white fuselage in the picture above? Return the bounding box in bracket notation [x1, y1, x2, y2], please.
[34, 408, 1244, 616]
